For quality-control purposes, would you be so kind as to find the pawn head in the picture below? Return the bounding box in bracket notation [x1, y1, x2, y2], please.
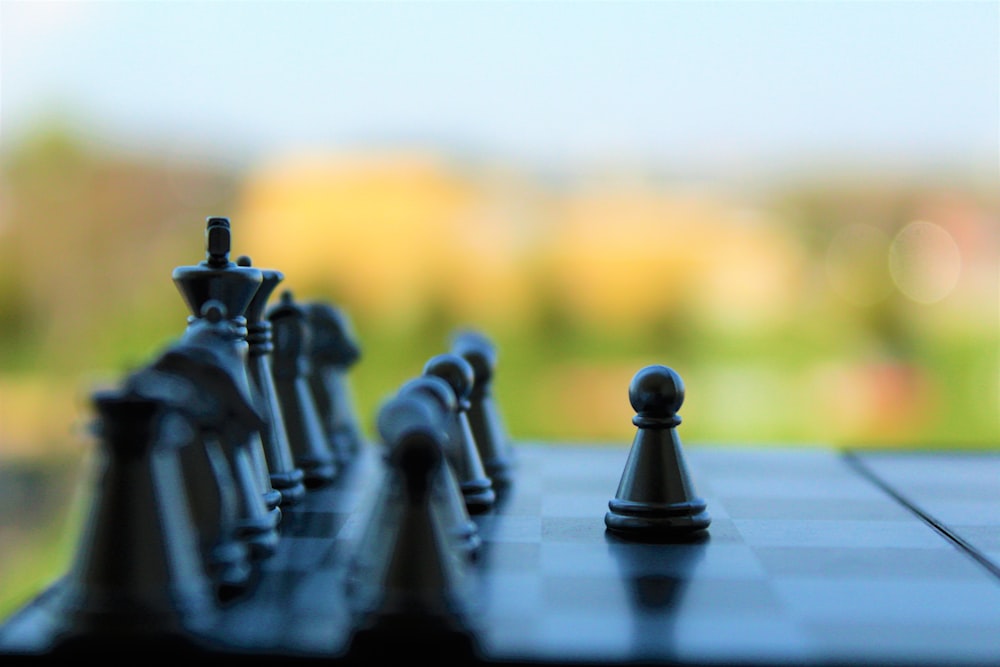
[423, 353, 474, 403]
[452, 333, 496, 387]
[399, 375, 458, 416]
[629, 365, 684, 418]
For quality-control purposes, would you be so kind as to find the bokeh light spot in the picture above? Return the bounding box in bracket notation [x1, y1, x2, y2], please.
[889, 220, 962, 304]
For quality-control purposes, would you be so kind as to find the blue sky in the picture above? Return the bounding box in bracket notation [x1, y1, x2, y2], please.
[1, 1, 997, 178]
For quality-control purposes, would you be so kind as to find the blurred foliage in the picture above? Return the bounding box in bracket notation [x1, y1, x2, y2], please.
[0, 124, 997, 462]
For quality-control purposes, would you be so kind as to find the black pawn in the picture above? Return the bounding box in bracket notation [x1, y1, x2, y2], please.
[56, 391, 217, 646]
[423, 354, 495, 514]
[268, 290, 338, 486]
[236, 255, 307, 506]
[605, 365, 710, 539]
[307, 302, 364, 464]
[346, 393, 478, 662]
[398, 376, 482, 559]
[451, 329, 514, 489]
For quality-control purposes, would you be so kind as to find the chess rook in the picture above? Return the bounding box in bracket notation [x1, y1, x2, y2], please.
[605, 365, 710, 540]
[237, 255, 307, 506]
[422, 353, 496, 514]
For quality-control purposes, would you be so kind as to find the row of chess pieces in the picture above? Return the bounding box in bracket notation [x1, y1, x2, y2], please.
[33, 216, 710, 658]
[35, 216, 515, 653]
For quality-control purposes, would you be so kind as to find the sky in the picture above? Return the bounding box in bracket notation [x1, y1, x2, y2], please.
[1, 1, 998, 179]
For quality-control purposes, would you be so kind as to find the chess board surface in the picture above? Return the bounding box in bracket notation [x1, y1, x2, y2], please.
[851, 451, 1000, 577]
[2, 441, 1000, 665]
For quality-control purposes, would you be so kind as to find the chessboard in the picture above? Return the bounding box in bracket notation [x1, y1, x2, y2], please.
[1, 217, 999, 665]
[3, 442, 1000, 665]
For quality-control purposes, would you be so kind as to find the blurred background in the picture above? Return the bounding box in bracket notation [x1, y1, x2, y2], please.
[0, 1, 997, 616]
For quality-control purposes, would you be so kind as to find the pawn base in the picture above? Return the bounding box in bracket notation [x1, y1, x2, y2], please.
[270, 470, 307, 506]
[299, 458, 338, 488]
[460, 478, 496, 514]
[604, 497, 711, 540]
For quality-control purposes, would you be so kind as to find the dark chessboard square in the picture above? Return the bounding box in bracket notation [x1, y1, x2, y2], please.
[605, 542, 766, 580]
[722, 496, 915, 521]
[687, 517, 743, 543]
[752, 546, 991, 579]
[541, 516, 608, 543]
[260, 535, 340, 573]
[282, 510, 348, 538]
[541, 574, 783, 616]
[493, 490, 542, 516]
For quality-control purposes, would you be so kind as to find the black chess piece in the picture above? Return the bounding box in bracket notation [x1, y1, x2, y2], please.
[123, 331, 261, 598]
[54, 390, 217, 648]
[422, 353, 496, 514]
[172, 301, 280, 561]
[345, 393, 479, 662]
[604, 365, 710, 540]
[451, 329, 514, 489]
[307, 301, 364, 465]
[172, 217, 283, 521]
[236, 255, 307, 506]
[398, 376, 482, 559]
[268, 290, 338, 486]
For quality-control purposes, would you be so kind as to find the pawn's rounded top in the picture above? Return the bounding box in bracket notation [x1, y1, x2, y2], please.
[399, 375, 458, 415]
[451, 330, 496, 386]
[629, 365, 684, 417]
[423, 353, 474, 402]
[377, 394, 446, 463]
